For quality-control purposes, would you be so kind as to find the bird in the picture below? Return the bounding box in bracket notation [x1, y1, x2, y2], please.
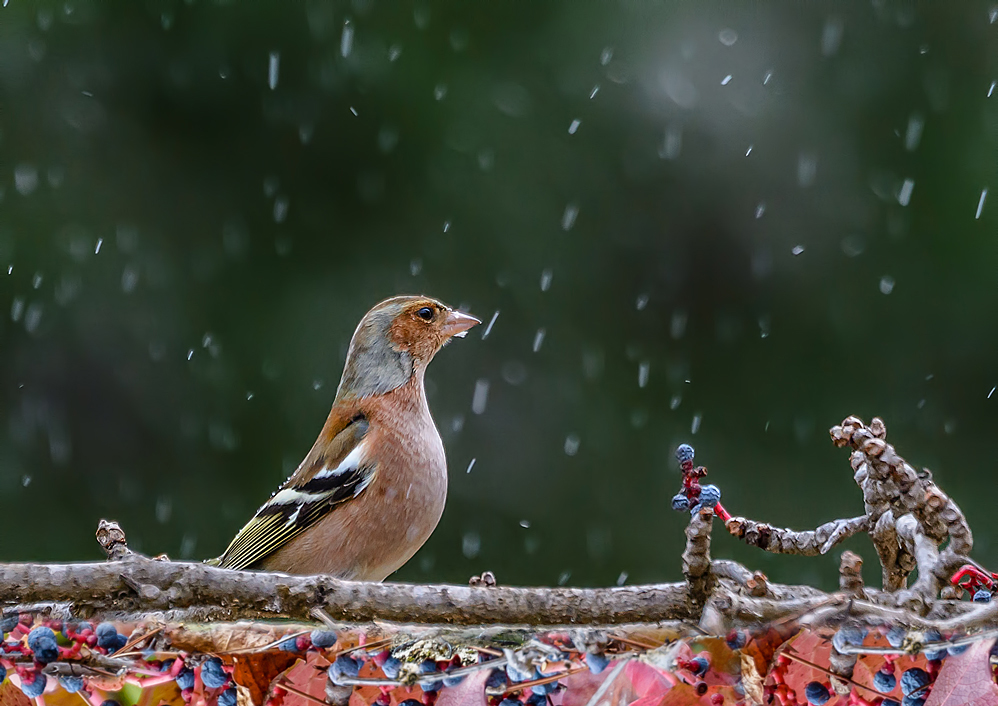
[210, 295, 479, 580]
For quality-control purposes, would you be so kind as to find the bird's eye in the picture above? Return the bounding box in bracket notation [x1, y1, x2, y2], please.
[417, 307, 434, 321]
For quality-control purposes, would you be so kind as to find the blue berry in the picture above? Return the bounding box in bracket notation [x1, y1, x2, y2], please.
[882, 700, 900, 706]
[506, 662, 532, 683]
[948, 640, 970, 656]
[676, 444, 695, 463]
[726, 630, 747, 649]
[328, 655, 361, 685]
[498, 700, 520, 706]
[201, 657, 228, 689]
[886, 627, 906, 648]
[176, 667, 196, 690]
[59, 676, 85, 693]
[900, 668, 931, 696]
[526, 694, 547, 705]
[20, 674, 47, 699]
[219, 689, 237, 706]
[419, 660, 442, 692]
[443, 674, 465, 687]
[112, 633, 128, 652]
[699, 484, 721, 508]
[399, 701, 422, 706]
[101, 701, 120, 706]
[530, 668, 557, 695]
[278, 636, 300, 652]
[873, 669, 896, 693]
[689, 503, 703, 515]
[0, 614, 17, 633]
[973, 589, 991, 602]
[831, 626, 867, 653]
[687, 656, 709, 677]
[95, 622, 119, 649]
[923, 630, 946, 661]
[0, 664, 5, 683]
[804, 681, 830, 705]
[485, 668, 507, 689]
[309, 630, 337, 648]
[27, 626, 59, 663]
[585, 651, 610, 674]
[671, 493, 690, 512]
[901, 695, 926, 706]
[381, 656, 402, 679]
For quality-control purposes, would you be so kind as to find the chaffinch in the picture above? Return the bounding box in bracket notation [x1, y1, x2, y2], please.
[211, 295, 479, 580]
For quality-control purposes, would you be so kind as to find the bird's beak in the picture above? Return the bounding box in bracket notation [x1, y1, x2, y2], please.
[441, 310, 481, 339]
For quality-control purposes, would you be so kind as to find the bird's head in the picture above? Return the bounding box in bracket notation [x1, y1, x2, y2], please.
[336, 295, 479, 401]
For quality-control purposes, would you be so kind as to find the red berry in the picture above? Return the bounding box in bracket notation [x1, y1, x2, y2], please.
[711, 694, 725, 705]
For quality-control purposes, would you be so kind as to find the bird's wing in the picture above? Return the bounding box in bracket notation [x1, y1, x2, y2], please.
[214, 413, 374, 570]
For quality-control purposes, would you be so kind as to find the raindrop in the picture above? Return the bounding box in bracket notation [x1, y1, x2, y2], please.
[477, 148, 494, 171]
[31, 272, 43, 289]
[589, 85, 600, 99]
[670, 310, 687, 339]
[659, 123, 682, 160]
[691, 413, 702, 434]
[409, 258, 422, 276]
[273, 196, 289, 223]
[558, 571, 571, 586]
[481, 310, 499, 340]
[121, 265, 139, 293]
[267, 51, 280, 90]
[989, 387, 995, 399]
[443, 220, 451, 232]
[763, 70, 773, 85]
[349, 106, 358, 116]
[616, 571, 629, 586]
[797, 153, 817, 187]
[22, 475, 31, 487]
[14, 164, 38, 196]
[532, 328, 546, 352]
[377, 125, 399, 153]
[755, 202, 766, 219]
[600, 46, 613, 65]
[879, 276, 895, 295]
[897, 178, 914, 206]
[246, 392, 254, 400]
[462, 531, 481, 559]
[156, 497, 172, 524]
[670, 394, 681, 410]
[821, 17, 844, 56]
[561, 204, 578, 230]
[976, 188, 988, 219]
[564, 434, 580, 456]
[299, 124, 314, 145]
[718, 28, 738, 46]
[24, 302, 42, 333]
[466, 458, 476, 474]
[263, 176, 279, 197]
[568, 119, 581, 134]
[989, 81, 996, 98]
[11, 296, 24, 322]
[758, 316, 771, 339]
[721, 74, 732, 86]
[340, 20, 354, 58]
[433, 83, 448, 100]
[792, 245, 805, 256]
[905, 113, 924, 151]
[519, 519, 530, 529]
[745, 145, 753, 156]
[636, 294, 649, 310]
[414, 5, 430, 29]
[501, 360, 527, 385]
[638, 361, 650, 388]
[540, 268, 553, 291]
[312, 379, 324, 391]
[451, 414, 464, 432]
[388, 44, 402, 62]
[471, 379, 489, 415]
[180, 534, 197, 559]
[841, 235, 866, 257]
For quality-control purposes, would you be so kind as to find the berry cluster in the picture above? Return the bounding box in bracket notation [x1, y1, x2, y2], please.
[670, 444, 731, 521]
[949, 563, 996, 602]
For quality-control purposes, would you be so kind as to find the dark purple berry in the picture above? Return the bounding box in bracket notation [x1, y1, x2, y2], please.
[922, 630, 946, 661]
[726, 630, 747, 650]
[381, 655, 402, 679]
[973, 589, 992, 602]
[27, 626, 59, 663]
[585, 651, 610, 673]
[328, 655, 361, 685]
[485, 668, 507, 689]
[219, 689, 237, 706]
[873, 669, 896, 693]
[201, 657, 228, 689]
[901, 695, 926, 706]
[309, 630, 337, 648]
[671, 493, 691, 511]
[804, 681, 830, 705]
[676, 444, 695, 464]
[886, 627, 906, 648]
[59, 676, 85, 693]
[176, 668, 195, 690]
[20, 674, 47, 699]
[699, 484, 721, 508]
[96, 622, 119, 649]
[688, 656, 709, 677]
[419, 660, 442, 692]
[0, 614, 17, 633]
[831, 626, 866, 653]
[900, 668, 931, 696]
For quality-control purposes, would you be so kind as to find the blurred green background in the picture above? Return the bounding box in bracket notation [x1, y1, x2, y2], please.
[1, 1, 996, 593]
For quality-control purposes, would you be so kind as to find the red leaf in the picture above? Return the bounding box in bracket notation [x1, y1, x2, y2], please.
[626, 660, 674, 699]
[435, 670, 489, 706]
[561, 663, 638, 706]
[923, 638, 998, 706]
